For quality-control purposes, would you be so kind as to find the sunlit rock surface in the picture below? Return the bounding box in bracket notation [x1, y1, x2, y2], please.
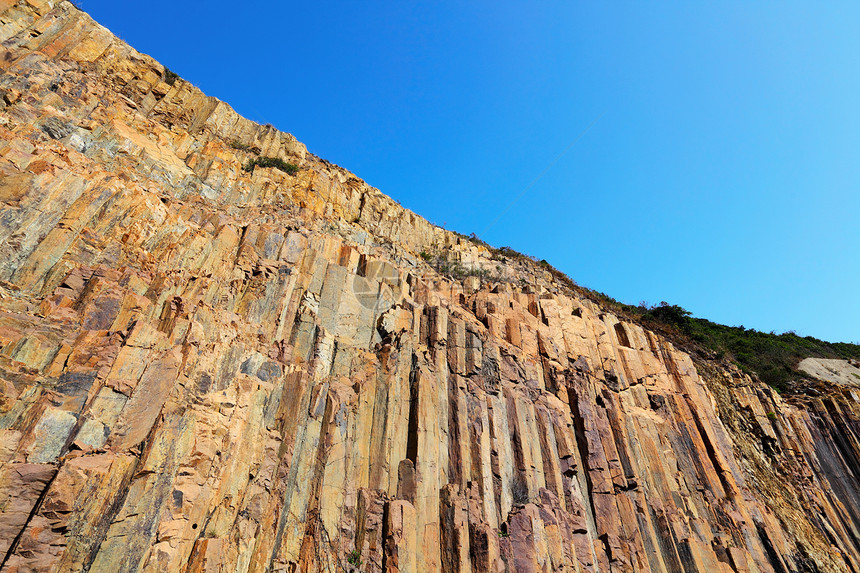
[1, 2, 860, 571]
[799, 358, 860, 388]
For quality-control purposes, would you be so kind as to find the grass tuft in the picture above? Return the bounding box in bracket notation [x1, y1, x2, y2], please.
[243, 156, 299, 175]
[163, 68, 180, 86]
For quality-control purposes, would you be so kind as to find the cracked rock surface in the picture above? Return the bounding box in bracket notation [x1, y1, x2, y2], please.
[1, 2, 860, 572]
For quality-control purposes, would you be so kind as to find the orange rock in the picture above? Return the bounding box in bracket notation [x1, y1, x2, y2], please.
[0, 3, 857, 572]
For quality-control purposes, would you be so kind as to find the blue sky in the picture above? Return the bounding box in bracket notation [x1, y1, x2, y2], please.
[80, 1, 859, 343]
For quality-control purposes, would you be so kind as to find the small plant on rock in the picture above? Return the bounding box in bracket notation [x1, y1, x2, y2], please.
[243, 156, 299, 175]
[163, 68, 180, 86]
[346, 549, 362, 566]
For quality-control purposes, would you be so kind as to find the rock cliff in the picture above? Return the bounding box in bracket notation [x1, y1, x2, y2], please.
[1, 2, 860, 572]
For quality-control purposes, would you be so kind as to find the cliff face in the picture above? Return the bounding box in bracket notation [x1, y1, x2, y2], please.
[1, 3, 860, 572]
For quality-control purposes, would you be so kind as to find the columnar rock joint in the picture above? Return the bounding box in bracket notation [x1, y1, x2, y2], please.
[1, 2, 860, 572]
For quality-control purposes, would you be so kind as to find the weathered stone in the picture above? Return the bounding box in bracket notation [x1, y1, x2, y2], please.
[0, 3, 858, 573]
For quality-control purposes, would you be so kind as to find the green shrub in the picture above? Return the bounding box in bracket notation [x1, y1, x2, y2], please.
[163, 68, 180, 86]
[643, 302, 692, 326]
[243, 156, 299, 175]
[632, 301, 860, 393]
[346, 550, 362, 566]
[491, 246, 536, 262]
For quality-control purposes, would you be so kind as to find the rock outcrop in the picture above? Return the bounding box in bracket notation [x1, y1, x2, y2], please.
[1, 2, 860, 572]
[799, 358, 860, 388]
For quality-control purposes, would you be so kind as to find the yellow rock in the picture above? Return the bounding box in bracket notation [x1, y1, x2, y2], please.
[0, 3, 857, 573]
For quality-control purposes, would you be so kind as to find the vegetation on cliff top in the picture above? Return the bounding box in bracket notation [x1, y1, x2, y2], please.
[163, 68, 180, 87]
[633, 301, 860, 392]
[460, 235, 860, 394]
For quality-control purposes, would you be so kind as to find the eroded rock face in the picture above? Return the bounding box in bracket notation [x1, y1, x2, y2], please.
[799, 358, 860, 388]
[1, 3, 860, 572]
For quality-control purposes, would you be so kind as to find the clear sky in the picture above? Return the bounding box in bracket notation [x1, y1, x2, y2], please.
[79, 1, 859, 343]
